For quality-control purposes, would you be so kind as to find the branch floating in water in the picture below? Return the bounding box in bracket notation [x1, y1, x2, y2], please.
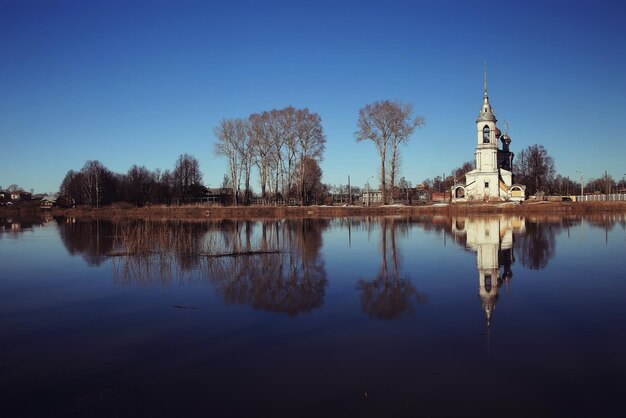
[198, 250, 283, 258]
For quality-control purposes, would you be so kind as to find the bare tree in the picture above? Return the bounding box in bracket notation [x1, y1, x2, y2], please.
[268, 108, 286, 203]
[586, 174, 616, 194]
[356, 101, 392, 204]
[82, 160, 109, 208]
[388, 102, 424, 203]
[514, 144, 555, 196]
[296, 108, 326, 205]
[277, 106, 298, 204]
[249, 112, 272, 204]
[549, 174, 578, 196]
[173, 153, 203, 203]
[59, 170, 85, 207]
[123, 165, 154, 206]
[295, 157, 324, 205]
[215, 118, 246, 206]
[356, 100, 423, 204]
[238, 119, 255, 205]
[153, 169, 174, 205]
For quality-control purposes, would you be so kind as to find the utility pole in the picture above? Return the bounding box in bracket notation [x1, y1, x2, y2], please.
[366, 176, 374, 207]
[348, 175, 351, 205]
[576, 171, 584, 202]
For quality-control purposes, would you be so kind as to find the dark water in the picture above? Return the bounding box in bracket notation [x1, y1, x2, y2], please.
[1, 214, 626, 417]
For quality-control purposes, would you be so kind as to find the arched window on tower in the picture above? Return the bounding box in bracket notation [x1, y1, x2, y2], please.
[483, 126, 490, 143]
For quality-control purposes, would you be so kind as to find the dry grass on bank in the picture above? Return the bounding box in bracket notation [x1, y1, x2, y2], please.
[48, 200, 626, 220]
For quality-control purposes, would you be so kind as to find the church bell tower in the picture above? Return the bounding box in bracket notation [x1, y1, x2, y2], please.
[475, 64, 499, 174]
[450, 65, 526, 202]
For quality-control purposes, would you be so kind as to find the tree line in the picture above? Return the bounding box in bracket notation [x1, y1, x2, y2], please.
[54, 99, 625, 208]
[58, 154, 204, 207]
[56, 101, 425, 208]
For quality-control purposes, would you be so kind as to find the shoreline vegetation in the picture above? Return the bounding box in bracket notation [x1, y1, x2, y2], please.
[1, 201, 617, 220]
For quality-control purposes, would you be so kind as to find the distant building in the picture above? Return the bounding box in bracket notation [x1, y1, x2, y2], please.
[362, 189, 383, 206]
[40, 195, 56, 209]
[205, 188, 231, 204]
[452, 69, 525, 202]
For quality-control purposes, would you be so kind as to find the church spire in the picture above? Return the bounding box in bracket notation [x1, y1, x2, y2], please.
[477, 61, 496, 122]
[484, 61, 488, 99]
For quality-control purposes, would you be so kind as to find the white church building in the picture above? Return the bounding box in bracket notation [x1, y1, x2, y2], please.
[452, 71, 526, 202]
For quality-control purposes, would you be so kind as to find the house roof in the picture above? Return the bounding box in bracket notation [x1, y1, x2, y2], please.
[206, 188, 229, 194]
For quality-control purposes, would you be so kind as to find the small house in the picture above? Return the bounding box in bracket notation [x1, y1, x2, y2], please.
[40, 195, 56, 209]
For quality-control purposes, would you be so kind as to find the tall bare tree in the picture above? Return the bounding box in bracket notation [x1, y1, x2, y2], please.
[356, 101, 392, 204]
[388, 102, 424, 203]
[82, 160, 109, 208]
[296, 108, 326, 205]
[215, 118, 247, 206]
[276, 106, 298, 204]
[356, 100, 423, 204]
[238, 119, 255, 205]
[249, 112, 272, 204]
[268, 108, 286, 203]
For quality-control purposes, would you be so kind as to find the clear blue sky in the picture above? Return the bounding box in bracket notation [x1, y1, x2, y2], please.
[1, 0, 625, 194]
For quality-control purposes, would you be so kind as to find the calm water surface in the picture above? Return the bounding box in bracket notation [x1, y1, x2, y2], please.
[1, 214, 626, 417]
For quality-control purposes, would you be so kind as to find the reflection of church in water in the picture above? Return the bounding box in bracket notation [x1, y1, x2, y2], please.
[452, 216, 526, 325]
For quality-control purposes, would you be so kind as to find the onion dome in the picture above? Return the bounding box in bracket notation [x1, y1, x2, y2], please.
[477, 96, 496, 123]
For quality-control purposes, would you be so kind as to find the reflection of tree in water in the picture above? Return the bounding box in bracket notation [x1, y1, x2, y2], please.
[57, 219, 115, 266]
[511, 215, 626, 271]
[514, 220, 557, 270]
[586, 213, 626, 238]
[357, 218, 428, 320]
[110, 220, 212, 286]
[103, 218, 329, 315]
[208, 219, 328, 316]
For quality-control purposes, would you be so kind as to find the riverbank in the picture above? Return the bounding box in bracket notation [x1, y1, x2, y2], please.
[42, 201, 626, 220]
